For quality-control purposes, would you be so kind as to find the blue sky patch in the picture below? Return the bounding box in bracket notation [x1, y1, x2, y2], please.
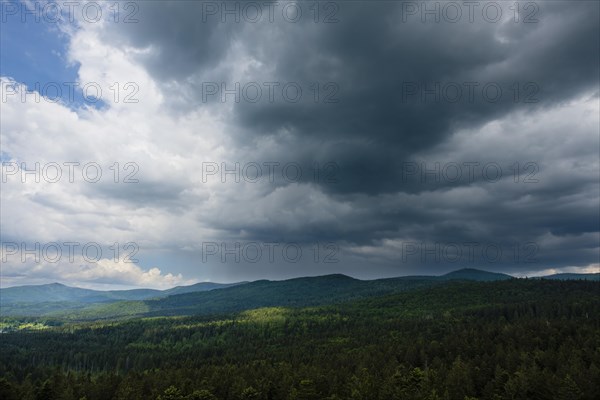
[1, 0, 105, 109]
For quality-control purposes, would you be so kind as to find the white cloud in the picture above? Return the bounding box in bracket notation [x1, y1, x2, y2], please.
[515, 264, 600, 278]
[0, 252, 194, 289]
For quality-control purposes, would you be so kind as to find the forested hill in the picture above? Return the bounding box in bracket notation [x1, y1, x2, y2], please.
[438, 268, 513, 281]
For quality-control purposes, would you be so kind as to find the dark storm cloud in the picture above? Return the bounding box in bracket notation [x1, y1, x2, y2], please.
[97, 1, 599, 275]
[101, 1, 235, 80]
[104, 1, 598, 190]
[227, 1, 598, 194]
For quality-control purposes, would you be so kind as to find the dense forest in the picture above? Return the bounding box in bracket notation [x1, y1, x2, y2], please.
[1, 279, 599, 400]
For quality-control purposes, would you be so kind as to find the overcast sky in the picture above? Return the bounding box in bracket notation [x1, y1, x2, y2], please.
[1, 0, 598, 289]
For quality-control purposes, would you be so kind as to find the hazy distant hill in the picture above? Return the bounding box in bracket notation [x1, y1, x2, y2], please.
[535, 273, 600, 281]
[0, 281, 242, 305]
[0, 283, 127, 305]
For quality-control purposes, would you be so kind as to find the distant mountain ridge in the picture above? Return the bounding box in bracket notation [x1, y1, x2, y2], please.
[1, 269, 597, 318]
